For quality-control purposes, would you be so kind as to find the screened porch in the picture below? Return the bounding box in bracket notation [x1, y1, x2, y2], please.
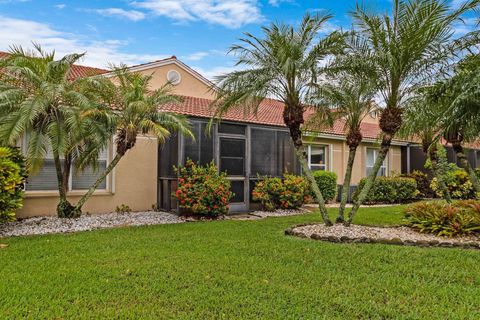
[157, 118, 300, 213]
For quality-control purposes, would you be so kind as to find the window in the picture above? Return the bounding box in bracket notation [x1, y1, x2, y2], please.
[308, 145, 327, 171]
[24, 136, 109, 191]
[72, 148, 108, 190]
[366, 148, 387, 176]
[476, 150, 480, 168]
[218, 123, 246, 135]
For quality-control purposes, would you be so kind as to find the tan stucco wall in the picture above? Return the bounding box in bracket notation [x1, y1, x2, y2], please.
[17, 136, 158, 218]
[137, 63, 214, 99]
[304, 136, 403, 185]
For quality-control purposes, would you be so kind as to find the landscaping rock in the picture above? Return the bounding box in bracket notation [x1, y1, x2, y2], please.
[288, 224, 480, 250]
[0, 211, 184, 238]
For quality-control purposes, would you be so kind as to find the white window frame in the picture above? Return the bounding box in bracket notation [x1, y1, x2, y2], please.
[307, 145, 328, 171]
[22, 135, 111, 192]
[366, 147, 387, 177]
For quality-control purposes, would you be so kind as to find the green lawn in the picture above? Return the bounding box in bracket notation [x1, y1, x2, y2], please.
[1, 206, 479, 319]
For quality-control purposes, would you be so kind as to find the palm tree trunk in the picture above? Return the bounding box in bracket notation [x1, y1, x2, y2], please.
[427, 145, 452, 203]
[337, 145, 357, 223]
[74, 153, 123, 211]
[345, 134, 391, 226]
[53, 152, 77, 218]
[294, 147, 332, 226]
[452, 142, 480, 194]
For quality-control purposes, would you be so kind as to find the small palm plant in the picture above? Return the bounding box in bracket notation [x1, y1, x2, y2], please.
[310, 68, 377, 223]
[73, 66, 193, 212]
[0, 45, 105, 218]
[211, 13, 345, 226]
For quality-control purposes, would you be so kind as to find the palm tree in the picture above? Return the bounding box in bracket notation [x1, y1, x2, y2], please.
[399, 94, 453, 202]
[430, 54, 480, 193]
[73, 66, 193, 212]
[0, 45, 104, 218]
[310, 70, 377, 223]
[211, 13, 345, 226]
[344, 0, 479, 225]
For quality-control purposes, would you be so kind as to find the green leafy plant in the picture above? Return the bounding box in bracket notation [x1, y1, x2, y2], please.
[401, 170, 434, 198]
[174, 159, 233, 217]
[0, 147, 27, 222]
[404, 200, 480, 237]
[115, 204, 132, 214]
[430, 164, 476, 200]
[353, 177, 419, 204]
[312, 171, 337, 203]
[252, 174, 309, 211]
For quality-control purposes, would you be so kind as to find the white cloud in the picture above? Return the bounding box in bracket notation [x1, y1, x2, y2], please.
[192, 64, 245, 81]
[94, 8, 145, 21]
[54, 3, 66, 10]
[268, 0, 292, 7]
[132, 0, 263, 28]
[452, 17, 477, 36]
[182, 51, 209, 61]
[0, 16, 168, 68]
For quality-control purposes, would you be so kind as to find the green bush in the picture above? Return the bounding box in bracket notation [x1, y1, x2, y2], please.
[252, 174, 309, 211]
[312, 170, 337, 202]
[174, 159, 233, 217]
[0, 147, 27, 222]
[430, 164, 476, 199]
[353, 176, 419, 204]
[404, 200, 480, 237]
[401, 170, 434, 198]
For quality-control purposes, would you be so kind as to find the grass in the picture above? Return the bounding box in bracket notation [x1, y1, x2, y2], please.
[1, 205, 479, 319]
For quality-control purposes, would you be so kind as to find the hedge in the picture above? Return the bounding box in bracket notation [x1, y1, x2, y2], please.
[312, 170, 337, 203]
[353, 176, 419, 204]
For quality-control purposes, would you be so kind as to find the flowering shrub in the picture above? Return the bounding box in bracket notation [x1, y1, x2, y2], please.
[252, 174, 309, 211]
[404, 200, 480, 237]
[0, 147, 27, 222]
[174, 159, 233, 217]
[430, 164, 476, 199]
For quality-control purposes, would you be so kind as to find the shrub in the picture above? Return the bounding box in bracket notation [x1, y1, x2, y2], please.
[252, 174, 309, 211]
[312, 170, 337, 202]
[0, 147, 27, 222]
[353, 176, 419, 204]
[401, 170, 434, 198]
[174, 159, 233, 217]
[115, 204, 132, 214]
[430, 164, 476, 199]
[404, 200, 480, 237]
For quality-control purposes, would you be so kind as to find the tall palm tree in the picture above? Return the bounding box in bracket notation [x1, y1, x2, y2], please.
[310, 70, 377, 223]
[0, 45, 105, 218]
[211, 13, 345, 226]
[73, 66, 193, 212]
[344, 0, 479, 225]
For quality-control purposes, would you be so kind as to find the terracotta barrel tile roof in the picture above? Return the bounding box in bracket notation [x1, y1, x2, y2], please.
[160, 95, 394, 141]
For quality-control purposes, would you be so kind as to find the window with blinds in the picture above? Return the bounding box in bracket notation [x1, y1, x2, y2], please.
[72, 147, 108, 190]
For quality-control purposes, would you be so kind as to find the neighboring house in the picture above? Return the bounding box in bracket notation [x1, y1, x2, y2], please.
[3, 52, 477, 217]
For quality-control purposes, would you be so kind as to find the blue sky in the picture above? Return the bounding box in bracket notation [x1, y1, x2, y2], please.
[0, 0, 474, 79]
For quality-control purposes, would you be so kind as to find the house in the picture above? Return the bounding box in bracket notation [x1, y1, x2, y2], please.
[4, 53, 477, 217]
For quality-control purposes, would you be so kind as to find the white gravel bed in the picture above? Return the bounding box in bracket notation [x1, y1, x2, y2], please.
[251, 209, 307, 218]
[0, 211, 184, 238]
[289, 224, 480, 248]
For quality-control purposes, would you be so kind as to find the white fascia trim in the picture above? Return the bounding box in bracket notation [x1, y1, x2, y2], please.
[303, 131, 409, 146]
[102, 59, 216, 90]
